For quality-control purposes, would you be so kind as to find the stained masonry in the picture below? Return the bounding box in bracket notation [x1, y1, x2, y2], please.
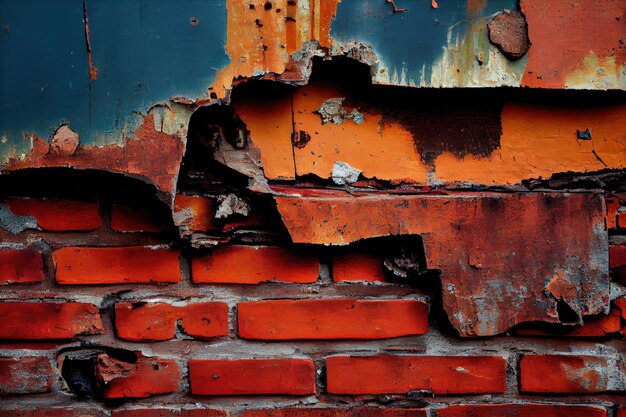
[1, 0, 626, 416]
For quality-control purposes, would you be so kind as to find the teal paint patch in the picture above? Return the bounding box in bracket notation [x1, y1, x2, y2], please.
[331, 0, 518, 85]
[0, 0, 228, 154]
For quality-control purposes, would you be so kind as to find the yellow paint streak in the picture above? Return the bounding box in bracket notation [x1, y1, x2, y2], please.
[433, 103, 626, 184]
[565, 52, 625, 90]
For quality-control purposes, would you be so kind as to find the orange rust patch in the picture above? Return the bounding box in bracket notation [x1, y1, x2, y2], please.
[520, 0, 626, 88]
[433, 103, 626, 185]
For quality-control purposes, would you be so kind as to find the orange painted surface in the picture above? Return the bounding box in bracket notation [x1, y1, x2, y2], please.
[521, 0, 626, 88]
[189, 358, 316, 396]
[6, 199, 101, 231]
[233, 93, 295, 180]
[238, 299, 428, 339]
[292, 83, 427, 182]
[434, 103, 626, 185]
[53, 247, 182, 284]
[174, 194, 216, 232]
[520, 355, 618, 393]
[192, 245, 319, 284]
[333, 253, 386, 283]
[0, 249, 44, 284]
[212, 0, 339, 98]
[326, 355, 507, 395]
[0, 302, 103, 339]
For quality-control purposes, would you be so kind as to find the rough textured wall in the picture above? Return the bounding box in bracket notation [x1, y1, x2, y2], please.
[1, 0, 626, 416]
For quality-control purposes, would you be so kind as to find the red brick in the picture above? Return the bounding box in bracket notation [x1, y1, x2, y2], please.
[607, 197, 619, 229]
[6, 198, 101, 231]
[111, 204, 161, 233]
[610, 245, 626, 269]
[112, 410, 180, 417]
[520, 355, 623, 393]
[1, 409, 108, 417]
[53, 246, 181, 284]
[242, 408, 428, 417]
[333, 253, 386, 283]
[326, 355, 507, 395]
[115, 302, 229, 341]
[0, 356, 52, 394]
[192, 245, 318, 284]
[189, 358, 316, 396]
[174, 194, 216, 232]
[0, 302, 103, 339]
[96, 353, 179, 399]
[618, 405, 626, 417]
[436, 404, 607, 417]
[0, 248, 44, 284]
[514, 305, 623, 337]
[112, 410, 227, 417]
[619, 211, 626, 229]
[238, 299, 427, 340]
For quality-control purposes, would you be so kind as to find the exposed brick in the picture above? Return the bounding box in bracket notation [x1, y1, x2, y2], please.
[238, 299, 428, 340]
[332, 253, 386, 283]
[1, 409, 108, 417]
[619, 211, 626, 229]
[0, 356, 52, 394]
[273, 189, 608, 336]
[607, 197, 619, 229]
[520, 355, 625, 393]
[514, 304, 623, 337]
[326, 355, 507, 395]
[53, 246, 181, 284]
[242, 408, 428, 417]
[189, 358, 316, 396]
[96, 353, 179, 399]
[112, 410, 226, 417]
[6, 198, 101, 231]
[618, 405, 626, 417]
[115, 301, 229, 341]
[174, 194, 216, 232]
[192, 245, 318, 284]
[111, 204, 161, 233]
[436, 404, 607, 417]
[610, 245, 626, 269]
[0, 302, 103, 339]
[0, 248, 44, 284]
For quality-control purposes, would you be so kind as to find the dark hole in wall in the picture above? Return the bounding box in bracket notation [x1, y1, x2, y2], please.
[0, 167, 176, 233]
[61, 357, 98, 399]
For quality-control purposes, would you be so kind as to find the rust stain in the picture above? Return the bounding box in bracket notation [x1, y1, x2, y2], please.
[520, 0, 626, 88]
[272, 188, 609, 336]
[487, 10, 530, 59]
[3, 113, 186, 204]
[82, 1, 98, 82]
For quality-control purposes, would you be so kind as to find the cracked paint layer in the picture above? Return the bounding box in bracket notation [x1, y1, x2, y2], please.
[272, 187, 609, 336]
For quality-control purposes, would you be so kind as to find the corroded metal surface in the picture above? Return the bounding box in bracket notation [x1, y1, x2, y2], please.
[272, 188, 609, 336]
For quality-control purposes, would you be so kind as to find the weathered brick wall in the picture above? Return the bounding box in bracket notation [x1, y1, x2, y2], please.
[0, 183, 625, 416]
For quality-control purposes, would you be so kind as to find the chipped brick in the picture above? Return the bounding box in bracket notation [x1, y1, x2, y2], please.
[6, 198, 101, 231]
[0, 357, 52, 394]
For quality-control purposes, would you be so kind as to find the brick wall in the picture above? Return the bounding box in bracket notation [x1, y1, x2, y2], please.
[0, 186, 625, 415]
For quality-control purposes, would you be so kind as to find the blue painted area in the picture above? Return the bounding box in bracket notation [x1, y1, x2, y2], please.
[0, 0, 228, 150]
[331, 0, 516, 84]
